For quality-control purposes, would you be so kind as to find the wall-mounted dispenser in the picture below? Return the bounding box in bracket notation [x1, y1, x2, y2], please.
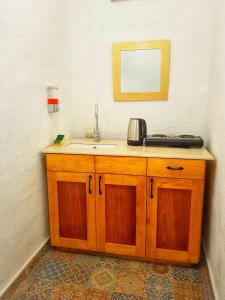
[47, 86, 60, 113]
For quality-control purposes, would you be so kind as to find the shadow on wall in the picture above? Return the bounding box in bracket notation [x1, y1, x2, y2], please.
[39, 153, 50, 232]
[203, 160, 216, 249]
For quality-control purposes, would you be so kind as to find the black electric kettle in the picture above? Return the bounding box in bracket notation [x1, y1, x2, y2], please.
[127, 118, 147, 146]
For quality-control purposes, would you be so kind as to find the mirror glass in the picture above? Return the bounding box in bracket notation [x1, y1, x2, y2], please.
[121, 49, 161, 93]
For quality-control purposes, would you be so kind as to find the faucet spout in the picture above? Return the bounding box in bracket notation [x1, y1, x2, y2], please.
[94, 103, 101, 142]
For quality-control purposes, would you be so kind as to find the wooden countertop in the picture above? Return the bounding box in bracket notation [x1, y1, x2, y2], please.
[43, 139, 214, 160]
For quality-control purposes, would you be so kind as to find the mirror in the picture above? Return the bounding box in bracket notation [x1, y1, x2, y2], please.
[112, 40, 170, 101]
[121, 49, 161, 93]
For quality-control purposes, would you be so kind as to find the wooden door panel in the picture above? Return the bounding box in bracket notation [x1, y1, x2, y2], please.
[47, 171, 96, 250]
[105, 184, 136, 245]
[58, 181, 87, 240]
[146, 177, 204, 263]
[156, 188, 191, 251]
[96, 174, 146, 257]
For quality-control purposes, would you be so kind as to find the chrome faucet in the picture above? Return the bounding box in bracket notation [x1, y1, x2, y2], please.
[94, 103, 101, 142]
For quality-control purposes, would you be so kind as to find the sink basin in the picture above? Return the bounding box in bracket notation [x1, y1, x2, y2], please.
[66, 143, 116, 150]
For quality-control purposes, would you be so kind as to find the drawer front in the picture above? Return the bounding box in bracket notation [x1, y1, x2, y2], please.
[147, 158, 205, 179]
[95, 156, 147, 175]
[46, 154, 94, 173]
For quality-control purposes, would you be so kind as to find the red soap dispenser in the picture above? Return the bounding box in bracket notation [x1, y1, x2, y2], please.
[47, 86, 60, 113]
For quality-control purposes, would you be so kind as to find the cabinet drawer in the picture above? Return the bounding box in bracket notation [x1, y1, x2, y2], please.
[147, 158, 205, 179]
[46, 154, 94, 173]
[95, 156, 147, 175]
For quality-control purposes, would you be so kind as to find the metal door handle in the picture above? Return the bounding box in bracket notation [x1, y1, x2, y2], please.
[99, 176, 102, 195]
[150, 178, 154, 199]
[88, 175, 92, 194]
[167, 166, 184, 171]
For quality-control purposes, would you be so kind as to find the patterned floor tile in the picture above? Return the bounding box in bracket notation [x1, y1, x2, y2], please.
[144, 274, 173, 299]
[171, 265, 201, 283]
[121, 260, 148, 274]
[4, 247, 212, 300]
[115, 271, 146, 297]
[44, 249, 74, 263]
[97, 255, 126, 271]
[173, 282, 205, 300]
[62, 263, 93, 285]
[152, 263, 170, 275]
[112, 292, 147, 300]
[49, 283, 85, 300]
[72, 253, 101, 268]
[89, 268, 116, 292]
[199, 269, 211, 300]
[11, 278, 55, 300]
[33, 259, 69, 282]
[85, 288, 112, 300]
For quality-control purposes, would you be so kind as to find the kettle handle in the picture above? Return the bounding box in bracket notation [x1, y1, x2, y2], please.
[140, 119, 147, 138]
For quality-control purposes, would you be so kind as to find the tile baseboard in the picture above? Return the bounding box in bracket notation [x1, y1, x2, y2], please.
[201, 244, 216, 300]
[0, 239, 50, 300]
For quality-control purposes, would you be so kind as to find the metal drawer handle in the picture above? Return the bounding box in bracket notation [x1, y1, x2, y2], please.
[167, 166, 184, 171]
[150, 178, 154, 199]
[88, 175, 92, 194]
[99, 176, 102, 195]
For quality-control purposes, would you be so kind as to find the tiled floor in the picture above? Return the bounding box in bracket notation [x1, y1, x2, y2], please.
[2, 246, 212, 300]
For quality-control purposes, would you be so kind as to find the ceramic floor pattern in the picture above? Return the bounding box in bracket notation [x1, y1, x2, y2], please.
[4, 248, 211, 300]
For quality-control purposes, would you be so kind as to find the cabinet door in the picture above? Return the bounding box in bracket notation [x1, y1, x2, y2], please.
[47, 171, 96, 250]
[146, 177, 204, 263]
[96, 174, 146, 257]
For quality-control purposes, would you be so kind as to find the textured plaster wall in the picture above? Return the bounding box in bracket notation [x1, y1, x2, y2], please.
[0, 0, 223, 297]
[0, 0, 72, 295]
[70, 0, 215, 139]
[204, 0, 225, 298]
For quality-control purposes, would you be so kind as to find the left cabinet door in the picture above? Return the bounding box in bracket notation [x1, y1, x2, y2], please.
[47, 171, 96, 251]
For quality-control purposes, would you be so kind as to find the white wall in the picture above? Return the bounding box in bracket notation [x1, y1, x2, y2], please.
[0, 0, 72, 295]
[0, 0, 223, 297]
[204, 0, 225, 298]
[70, 0, 215, 139]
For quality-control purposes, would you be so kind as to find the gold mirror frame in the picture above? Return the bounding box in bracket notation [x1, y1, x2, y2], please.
[112, 40, 170, 101]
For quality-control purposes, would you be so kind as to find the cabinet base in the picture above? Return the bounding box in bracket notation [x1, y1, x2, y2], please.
[52, 245, 199, 266]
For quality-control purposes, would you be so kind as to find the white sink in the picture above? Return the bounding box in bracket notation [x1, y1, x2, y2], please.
[66, 143, 116, 150]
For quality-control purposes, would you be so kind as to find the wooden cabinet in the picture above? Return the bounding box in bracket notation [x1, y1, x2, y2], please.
[47, 171, 96, 250]
[146, 158, 205, 264]
[96, 174, 146, 257]
[146, 177, 204, 263]
[46, 154, 206, 264]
